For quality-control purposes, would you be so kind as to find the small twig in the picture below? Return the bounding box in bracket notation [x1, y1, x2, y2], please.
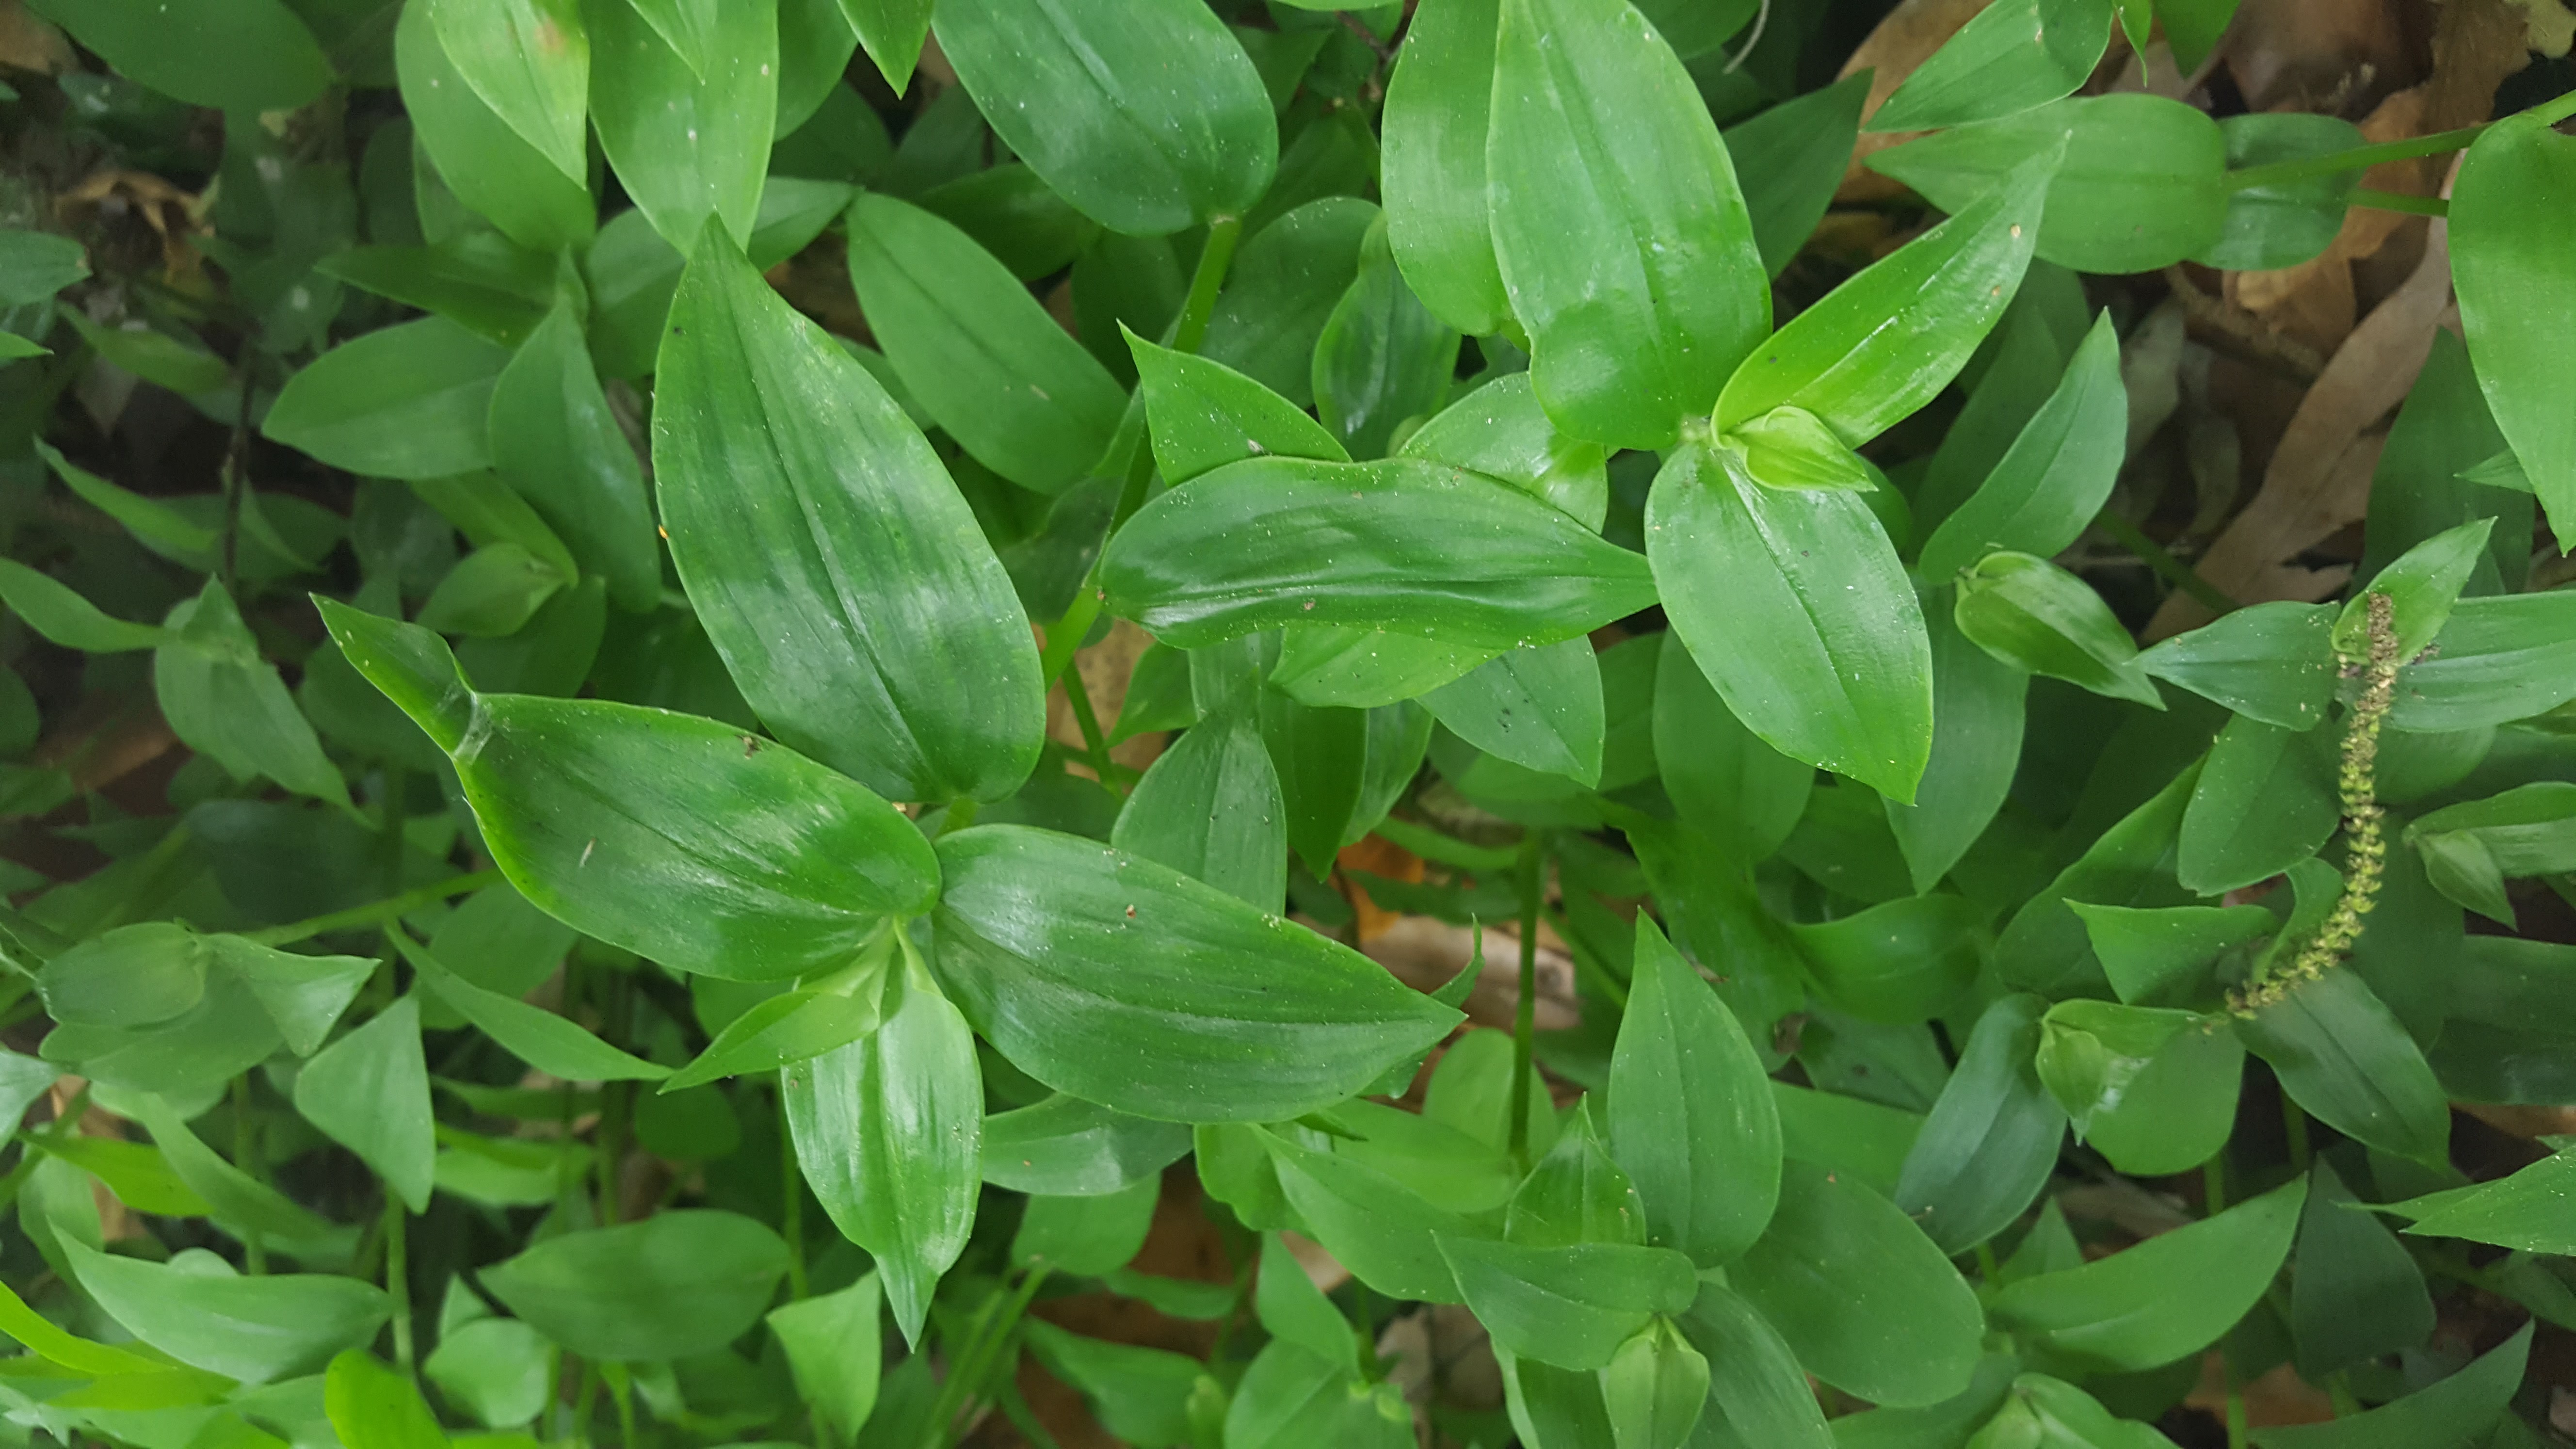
[2160, 264, 2326, 384]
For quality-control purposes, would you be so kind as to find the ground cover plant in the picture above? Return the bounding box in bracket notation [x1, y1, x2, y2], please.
[0, 0, 2574, 1443]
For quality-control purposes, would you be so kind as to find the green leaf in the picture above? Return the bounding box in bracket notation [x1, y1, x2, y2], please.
[585, 0, 774, 249]
[154, 581, 349, 808]
[2452, 108, 2576, 550]
[1627, 819, 1809, 1035]
[1602, 1318, 1711, 1449]
[1871, 96, 2228, 276]
[1728, 1160, 1985, 1408]
[1438, 1236, 1696, 1371]
[265, 318, 509, 480]
[982, 1093, 1193, 1197]
[2032, 998, 2198, 1132]
[321, 236, 558, 346]
[1102, 455, 1658, 652]
[397, 932, 667, 1082]
[766, 1273, 882, 1439]
[2176, 714, 2339, 894]
[655, 225, 1045, 804]
[1401, 372, 1611, 530]
[63, 314, 229, 395]
[669, 985, 882, 1091]
[1609, 917, 1782, 1267]
[1021, 1320, 1210, 1448]
[0, 228, 89, 306]
[37, 922, 205, 1028]
[1313, 221, 1461, 460]
[1717, 150, 2048, 444]
[293, 998, 436, 1213]
[1650, 628, 1809, 862]
[1868, 0, 2113, 132]
[416, 544, 567, 638]
[1486, 0, 1766, 449]
[2291, 1160, 2434, 1381]
[1770, 1082, 1922, 1199]
[2137, 602, 2340, 730]
[325, 1351, 446, 1449]
[28, 0, 328, 112]
[933, 0, 1276, 236]
[1954, 550, 2159, 706]
[0, 560, 167, 653]
[2334, 518, 2492, 663]
[129, 1096, 344, 1253]
[1892, 994, 2064, 1255]
[479, 1209, 789, 1361]
[931, 825, 1458, 1121]
[1998, 761, 2202, 996]
[423, 1317, 550, 1429]
[1259, 690, 1366, 880]
[333, 609, 941, 984]
[1380, 0, 1510, 335]
[1130, 329, 1348, 487]
[1203, 199, 1379, 406]
[207, 936, 376, 1056]
[847, 194, 1129, 495]
[1497, 1348, 1618, 1449]
[488, 304, 663, 613]
[428, 0, 589, 183]
[1421, 639, 1604, 786]
[1917, 313, 2125, 578]
[1257, 1231, 1360, 1372]
[64, 1240, 387, 1384]
[781, 949, 980, 1345]
[1261, 1129, 1474, 1302]
[2200, 114, 2365, 272]
[1991, 1176, 2304, 1372]
[1792, 894, 1986, 1025]
[396, 0, 594, 253]
[2248, 1321, 2528, 1449]
[1971, 1374, 2171, 1449]
[1648, 442, 1932, 800]
[1113, 714, 1288, 911]
[1506, 1104, 1646, 1249]
[2237, 969, 2449, 1165]
[1886, 607, 2028, 893]
[2390, 591, 2576, 731]
[1725, 73, 1872, 278]
[1677, 1283, 1834, 1449]
[1014, 1177, 1157, 1277]
[32, 1136, 209, 1216]
[2409, 783, 2576, 926]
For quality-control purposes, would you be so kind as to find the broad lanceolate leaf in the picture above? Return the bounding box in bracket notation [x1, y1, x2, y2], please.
[1609, 918, 1782, 1266]
[293, 998, 436, 1213]
[1380, 0, 1511, 335]
[2248, 1322, 2530, 1449]
[0, 559, 169, 652]
[1728, 1161, 1985, 1408]
[480, 1210, 788, 1361]
[1651, 628, 1810, 861]
[1916, 312, 2125, 578]
[2452, 107, 2576, 549]
[1792, 894, 1985, 1025]
[1130, 330, 1348, 486]
[1868, 0, 2114, 132]
[2291, 1160, 2435, 1382]
[1725, 73, 1872, 278]
[2334, 517, 2491, 663]
[398, 933, 668, 1082]
[2237, 969, 2450, 1165]
[156, 581, 350, 809]
[1486, 0, 1767, 449]
[767, 1274, 883, 1439]
[1420, 639, 1604, 787]
[841, 0, 933, 90]
[1885, 608, 2027, 893]
[2390, 591, 2576, 731]
[848, 194, 1129, 495]
[1716, 151, 2048, 445]
[28, 0, 329, 112]
[395, 0, 594, 252]
[931, 825, 1459, 1122]
[1648, 442, 1933, 800]
[264, 317, 509, 480]
[320, 603, 940, 982]
[1953, 550, 2160, 706]
[65, 1241, 387, 1384]
[584, 0, 775, 249]
[1989, 1177, 2305, 1372]
[1312, 222, 1460, 460]
[785, 950, 981, 1345]
[934, 0, 1276, 235]
[2137, 602, 2338, 730]
[1437, 1235, 1697, 1371]
[982, 1095, 1193, 1199]
[1678, 1283, 1835, 1449]
[1894, 994, 2065, 1255]
[428, 0, 589, 183]
[1262, 1131, 1476, 1303]
[1400, 372, 1611, 530]
[489, 305, 662, 612]
[1101, 456, 1658, 651]
[1113, 714, 1288, 911]
[655, 226, 1045, 804]
[2176, 714, 2338, 894]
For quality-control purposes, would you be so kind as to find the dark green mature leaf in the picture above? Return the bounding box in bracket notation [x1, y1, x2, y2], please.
[848, 194, 1129, 495]
[1486, 0, 1767, 449]
[585, 0, 774, 248]
[2390, 591, 2576, 731]
[2077, 1018, 2241, 1175]
[656, 226, 1045, 804]
[1677, 1282, 1834, 1449]
[2404, 1147, 2576, 1253]
[2237, 969, 2449, 1165]
[1729, 1161, 1985, 1408]
[2291, 1160, 2434, 1381]
[1990, 1177, 2304, 1371]
[2452, 108, 2576, 549]
[29, 0, 328, 112]
[1868, 0, 2113, 132]
[322, 603, 940, 982]
[1114, 715, 1288, 911]
[1651, 628, 1810, 862]
[1725, 74, 1872, 278]
[1438, 1235, 1697, 1370]
[2177, 715, 2339, 894]
[1313, 222, 1460, 460]
[2248, 1322, 2529, 1449]
[1918, 313, 2125, 578]
[934, 0, 1275, 236]
[264, 317, 509, 480]
[396, 0, 594, 252]
[932, 825, 1458, 1121]
[1886, 607, 2028, 893]
[2338, 518, 2493, 665]
[768, 1274, 883, 1440]
[1996, 762, 2199, 996]
[1794, 895, 1986, 1025]
[481, 1210, 789, 1360]
[1610, 918, 1781, 1267]
[1101, 456, 1658, 651]
[839, 0, 932, 89]
[1894, 994, 2064, 1255]
[0, 559, 170, 653]
[1717, 152, 2048, 444]
[1204, 199, 1379, 405]
[489, 305, 662, 613]
[785, 951, 980, 1344]
[1259, 690, 1366, 880]
[294, 998, 436, 1213]
[2201, 114, 2365, 272]
[1955, 550, 2159, 706]
[428, 0, 589, 184]
[1400, 372, 1611, 530]
[1262, 1130, 1475, 1302]
[65, 1241, 387, 1384]
[1421, 639, 1603, 786]
[1872, 96, 2228, 275]
[1649, 442, 1932, 801]
[983, 1095, 1193, 1198]
[1381, 0, 1510, 335]
[398, 933, 668, 1082]
[156, 581, 350, 809]
[1130, 331, 1348, 486]
[2138, 602, 2339, 730]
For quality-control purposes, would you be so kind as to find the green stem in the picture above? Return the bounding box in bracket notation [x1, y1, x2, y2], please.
[1506, 831, 1547, 1166]
[2351, 189, 2446, 217]
[574, 1362, 602, 1449]
[1370, 816, 1519, 873]
[609, 1367, 637, 1449]
[234, 1075, 266, 1275]
[1059, 658, 1119, 785]
[2535, 88, 2576, 128]
[778, 1088, 807, 1302]
[384, 1191, 413, 1371]
[936, 797, 981, 837]
[242, 870, 499, 947]
[927, 1267, 1052, 1449]
[1171, 216, 1245, 355]
[2223, 125, 2487, 193]
[2092, 510, 2238, 615]
[2203, 1152, 2227, 1215]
